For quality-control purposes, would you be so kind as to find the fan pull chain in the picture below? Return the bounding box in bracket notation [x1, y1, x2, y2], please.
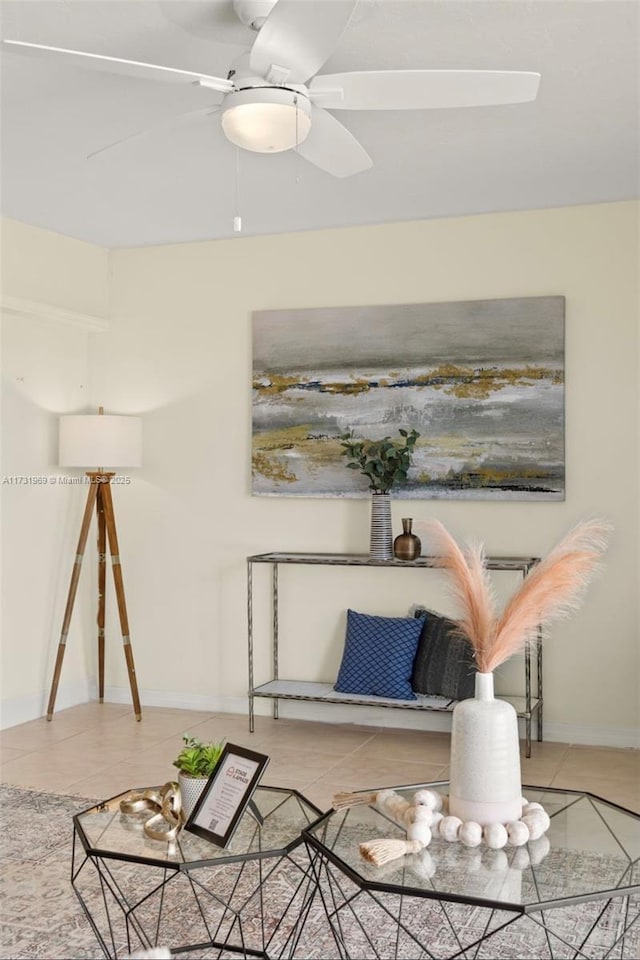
[233, 146, 242, 233]
[294, 95, 301, 184]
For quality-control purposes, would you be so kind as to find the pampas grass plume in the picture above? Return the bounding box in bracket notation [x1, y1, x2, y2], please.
[416, 518, 610, 673]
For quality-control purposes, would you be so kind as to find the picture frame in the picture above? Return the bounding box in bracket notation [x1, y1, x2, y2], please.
[252, 296, 565, 501]
[184, 743, 270, 848]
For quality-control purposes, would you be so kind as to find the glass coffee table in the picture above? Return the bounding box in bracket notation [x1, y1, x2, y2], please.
[302, 782, 640, 959]
[72, 785, 322, 959]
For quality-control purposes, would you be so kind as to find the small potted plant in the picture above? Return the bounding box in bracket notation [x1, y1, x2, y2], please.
[340, 428, 420, 560]
[173, 734, 225, 817]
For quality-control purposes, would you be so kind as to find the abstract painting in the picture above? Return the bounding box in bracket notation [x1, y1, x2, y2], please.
[252, 296, 565, 500]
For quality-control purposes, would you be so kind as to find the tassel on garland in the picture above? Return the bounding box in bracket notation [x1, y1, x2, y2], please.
[360, 838, 424, 865]
[333, 787, 444, 814]
[332, 790, 378, 809]
[332, 788, 445, 867]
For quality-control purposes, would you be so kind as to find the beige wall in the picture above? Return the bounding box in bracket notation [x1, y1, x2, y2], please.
[2, 203, 638, 744]
[2, 218, 109, 318]
[1, 219, 110, 725]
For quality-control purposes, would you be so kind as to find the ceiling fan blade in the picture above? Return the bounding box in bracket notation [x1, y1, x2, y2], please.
[86, 106, 221, 160]
[1, 40, 234, 92]
[309, 69, 541, 110]
[249, 0, 357, 84]
[296, 105, 372, 178]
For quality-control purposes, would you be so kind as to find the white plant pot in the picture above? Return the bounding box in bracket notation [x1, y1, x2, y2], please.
[449, 672, 522, 826]
[178, 773, 209, 819]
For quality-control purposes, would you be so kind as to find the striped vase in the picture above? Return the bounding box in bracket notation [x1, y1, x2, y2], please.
[370, 492, 393, 560]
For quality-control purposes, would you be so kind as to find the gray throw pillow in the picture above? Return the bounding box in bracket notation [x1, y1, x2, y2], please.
[411, 607, 477, 700]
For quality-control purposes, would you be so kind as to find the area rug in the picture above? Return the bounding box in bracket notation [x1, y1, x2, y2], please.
[0, 785, 637, 960]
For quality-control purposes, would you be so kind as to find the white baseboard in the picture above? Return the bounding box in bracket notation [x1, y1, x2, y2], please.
[257, 699, 640, 747]
[0, 677, 92, 729]
[540, 720, 640, 749]
[106, 687, 640, 748]
[4, 683, 638, 749]
[102, 685, 248, 716]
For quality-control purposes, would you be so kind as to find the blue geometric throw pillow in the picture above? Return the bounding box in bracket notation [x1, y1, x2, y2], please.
[334, 609, 423, 701]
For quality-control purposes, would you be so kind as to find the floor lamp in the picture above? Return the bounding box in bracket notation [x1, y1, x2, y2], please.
[47, 409, 143, 721]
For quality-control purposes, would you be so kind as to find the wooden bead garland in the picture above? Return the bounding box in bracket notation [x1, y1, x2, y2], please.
[332, 788, 551, 867]
[459, 821, 483, 847]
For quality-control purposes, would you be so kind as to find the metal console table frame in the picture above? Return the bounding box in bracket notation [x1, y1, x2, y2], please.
[247, 552, 543, 758]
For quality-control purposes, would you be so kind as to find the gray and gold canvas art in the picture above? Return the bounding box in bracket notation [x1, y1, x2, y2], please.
[252, 296, 565, 500]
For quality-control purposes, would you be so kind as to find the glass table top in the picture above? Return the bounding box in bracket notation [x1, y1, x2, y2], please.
[303, 783, 640, 913]
[75, 785, 322, 869]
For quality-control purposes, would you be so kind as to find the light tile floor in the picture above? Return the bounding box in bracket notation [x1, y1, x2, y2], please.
[1, 702, 638, 812]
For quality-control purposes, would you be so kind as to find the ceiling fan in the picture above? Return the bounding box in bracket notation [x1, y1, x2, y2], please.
[2, 0, 541, 178]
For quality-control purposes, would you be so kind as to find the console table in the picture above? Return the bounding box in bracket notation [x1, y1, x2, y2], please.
[247, 552, 543, 757]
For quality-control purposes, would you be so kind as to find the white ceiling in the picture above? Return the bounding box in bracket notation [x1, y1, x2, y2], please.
[1, 0, 638, 249]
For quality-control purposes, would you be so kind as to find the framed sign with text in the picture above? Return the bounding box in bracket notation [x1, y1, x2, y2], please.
[185, 743, 270, 848]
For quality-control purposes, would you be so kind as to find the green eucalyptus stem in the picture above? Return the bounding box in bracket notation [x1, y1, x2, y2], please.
[339, 428, 420, 493]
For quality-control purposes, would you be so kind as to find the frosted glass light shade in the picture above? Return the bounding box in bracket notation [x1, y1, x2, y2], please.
[221, 88, 311, 153]
[59, 415, 142, 468]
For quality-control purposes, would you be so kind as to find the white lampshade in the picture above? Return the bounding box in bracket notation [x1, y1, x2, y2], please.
[59, 415, 142, 469]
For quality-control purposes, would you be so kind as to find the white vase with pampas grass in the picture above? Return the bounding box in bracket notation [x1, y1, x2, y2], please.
[419, 518, 610, 828]
[449, 670, 522, 825]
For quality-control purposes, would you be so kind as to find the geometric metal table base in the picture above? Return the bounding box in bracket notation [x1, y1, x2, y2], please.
[71, 839, 317, 958]
[301, 784, 640, 960]
[304, 849, 640, 959]
[71, 787, 322, 960]
[71, 784, 640, 959]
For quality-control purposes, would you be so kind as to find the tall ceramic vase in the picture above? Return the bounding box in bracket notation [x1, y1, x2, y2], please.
[449, 672, 522, 825]
[369, 492, 393, 560]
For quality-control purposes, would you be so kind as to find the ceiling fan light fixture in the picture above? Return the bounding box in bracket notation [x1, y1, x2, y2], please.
[221, 88, 311, 153]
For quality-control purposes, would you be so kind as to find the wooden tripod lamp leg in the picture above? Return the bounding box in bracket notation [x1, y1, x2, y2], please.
[100, 479, 142, 721]
[46, 481, 99, 720]
[97, 487, 107, 703]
